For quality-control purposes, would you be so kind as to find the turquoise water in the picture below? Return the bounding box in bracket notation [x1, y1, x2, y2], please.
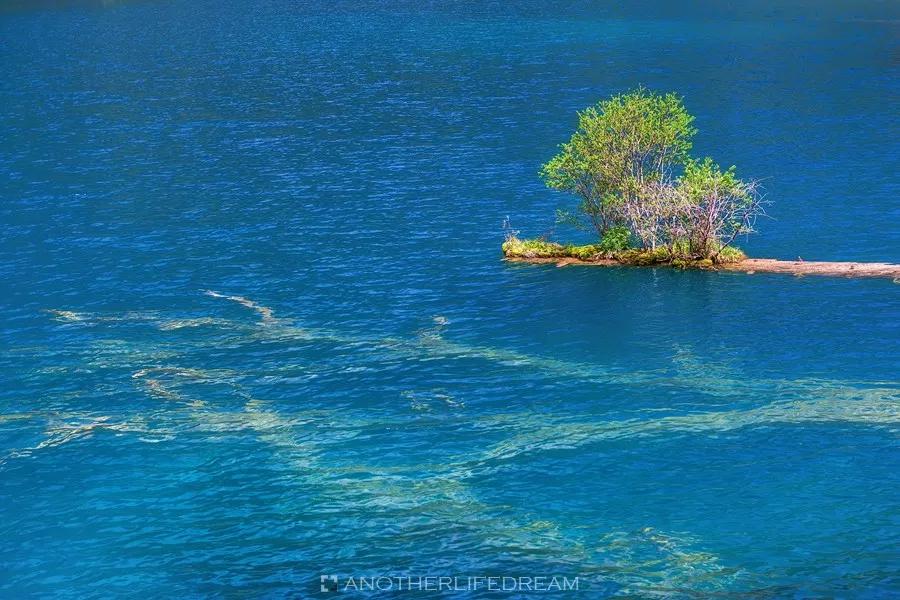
[1, 1, 899, 597]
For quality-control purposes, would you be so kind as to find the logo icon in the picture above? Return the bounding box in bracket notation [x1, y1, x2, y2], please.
[320, 575, 338, 593]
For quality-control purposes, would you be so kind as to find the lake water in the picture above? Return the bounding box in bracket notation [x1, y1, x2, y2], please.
[1, 1, 898, 597]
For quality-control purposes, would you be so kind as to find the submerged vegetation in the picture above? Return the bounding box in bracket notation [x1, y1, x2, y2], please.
[507, 88, 766, 267]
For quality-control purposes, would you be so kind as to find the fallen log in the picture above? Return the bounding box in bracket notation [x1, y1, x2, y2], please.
[504, 256, 900, 280]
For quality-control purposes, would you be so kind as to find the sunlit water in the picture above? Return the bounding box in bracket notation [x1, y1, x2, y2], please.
[1, 1, 899, 597]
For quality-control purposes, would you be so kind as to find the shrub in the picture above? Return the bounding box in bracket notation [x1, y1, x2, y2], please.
[712, 244, 746, 264]
[616, 247, 672, 266]
[597, 226, 632, 254]
[678, 158, 762, 260]
[502, 236, 601, 260]
[501, 237, 566, 258]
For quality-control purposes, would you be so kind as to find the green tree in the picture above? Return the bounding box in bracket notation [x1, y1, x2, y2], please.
[539, 88, 764, 262]
[678, 157, 762, 260]
[540, 87, 696, 238]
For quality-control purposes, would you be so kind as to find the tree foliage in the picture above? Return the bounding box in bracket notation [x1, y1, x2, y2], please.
[678, 158, 762, 260]
[541, 88, 765, 261]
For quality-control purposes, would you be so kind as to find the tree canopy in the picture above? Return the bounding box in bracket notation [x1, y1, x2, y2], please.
[541, 88, 764, 262]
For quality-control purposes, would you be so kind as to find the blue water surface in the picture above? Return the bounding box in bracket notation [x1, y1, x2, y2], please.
[1, 1, 899, 597]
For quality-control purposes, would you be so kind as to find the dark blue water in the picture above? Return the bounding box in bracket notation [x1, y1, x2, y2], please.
[2, 1, 899, 597]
